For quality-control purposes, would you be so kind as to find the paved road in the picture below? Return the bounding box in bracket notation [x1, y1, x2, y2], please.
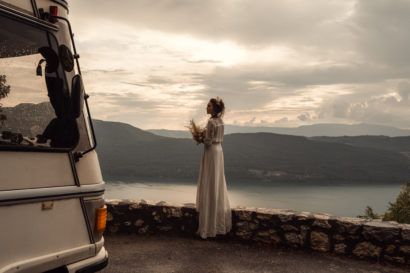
[102, 234, 409, 273]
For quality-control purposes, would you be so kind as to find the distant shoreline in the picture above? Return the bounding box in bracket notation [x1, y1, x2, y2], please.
[103, 177, 406, 187]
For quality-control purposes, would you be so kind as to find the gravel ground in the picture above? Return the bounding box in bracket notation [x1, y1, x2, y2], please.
[102, 234, 409, 273]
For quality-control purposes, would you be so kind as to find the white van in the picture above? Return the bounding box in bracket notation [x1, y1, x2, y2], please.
[0, 1, 108, 272]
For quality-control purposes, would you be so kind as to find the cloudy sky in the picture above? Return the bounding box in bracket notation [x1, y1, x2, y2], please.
[68, 0, 410, 130]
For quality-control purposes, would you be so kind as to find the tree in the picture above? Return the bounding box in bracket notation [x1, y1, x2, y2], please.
[0, 74, 10, 99]
[0, 74, 10, 125]
[362, 205, 381, 220]
[383, 182, 410, 224]
[360, 182, 410, 224]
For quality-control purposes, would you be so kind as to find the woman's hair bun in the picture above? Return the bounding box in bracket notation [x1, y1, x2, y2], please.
[210, 97, 225, 117]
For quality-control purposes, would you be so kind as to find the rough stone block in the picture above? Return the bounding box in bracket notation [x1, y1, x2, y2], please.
[285, 233, 301, 247]
[383, 255, 405, 264]
[236, 221, 249, 232]
[353, 242, 382, 259]
[249, 222, 259, 230]
[402, 228, 410, 242]
[312, 213, 331, 220]
[255, 209, 273, 220]
[270, 234, 282, 244]
[169, 207, 181, 218]
[295, 212, 313, 221]
[310, 231, 329, 252]
[299, 225, 309, 246]
[312, 220, 331, 229]
[385, 245, 396, 255]
[334, 243, 347, 255]
[138, 225, 149, 234]
[257, 231, 270, 237]
[362, 221, 400, 242]
[235, 210, 254, 221]
[332, 234, 345, 242]
[334, 218, 363, 234]
[128, 202, 142, 210]
[158, 226, 173, 232]
[281, 224, 298, 232]
[134, 219, 144, 227]
[278, 213, 295, 223]
[235, 231, 253, 240]
[399, 245, 410, 255]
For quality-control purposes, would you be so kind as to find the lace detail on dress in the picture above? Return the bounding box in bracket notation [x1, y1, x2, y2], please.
[204, 118, 224, 145]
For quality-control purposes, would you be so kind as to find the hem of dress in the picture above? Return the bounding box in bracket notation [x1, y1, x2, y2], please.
[197, 226, 232, 239]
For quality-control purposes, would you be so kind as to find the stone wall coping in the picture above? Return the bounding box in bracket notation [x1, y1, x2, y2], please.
[105, 199, 410, 229]
[363, 221, 401, 229]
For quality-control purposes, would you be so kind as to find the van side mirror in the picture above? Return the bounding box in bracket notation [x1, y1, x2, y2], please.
[71, 75, 84, 118]
[38, 47, 59, 73]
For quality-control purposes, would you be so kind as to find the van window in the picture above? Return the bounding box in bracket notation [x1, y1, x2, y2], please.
[0, 15, 78, 149]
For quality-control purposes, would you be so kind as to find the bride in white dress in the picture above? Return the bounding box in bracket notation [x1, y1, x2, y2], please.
[196, 97, 232, 239]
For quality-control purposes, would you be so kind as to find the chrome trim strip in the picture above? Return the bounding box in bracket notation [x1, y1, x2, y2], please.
[0, 184, 105, 206]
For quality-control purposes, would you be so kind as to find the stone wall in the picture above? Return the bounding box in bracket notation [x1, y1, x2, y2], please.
[105, 199, 410, 265]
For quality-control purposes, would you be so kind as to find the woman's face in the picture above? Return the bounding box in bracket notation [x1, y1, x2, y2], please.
[206, 102, 214, 115]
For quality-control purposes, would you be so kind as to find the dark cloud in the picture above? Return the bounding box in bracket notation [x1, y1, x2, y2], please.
[397, 81, 410, 101]
[183, 59, 222, 64]
[84, 69, 129, 75]
[121, 82, 149, 87]
[70, 0, 350, 47]
[298, 113, 311, 121]
[350, 0, 410, 68]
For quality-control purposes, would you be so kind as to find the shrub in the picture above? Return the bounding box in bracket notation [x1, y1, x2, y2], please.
[383, 182, 410, 224]
[360, 182, 410, 224]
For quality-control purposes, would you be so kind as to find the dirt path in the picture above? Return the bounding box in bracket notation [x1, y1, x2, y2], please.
[102, 234, 409, 273]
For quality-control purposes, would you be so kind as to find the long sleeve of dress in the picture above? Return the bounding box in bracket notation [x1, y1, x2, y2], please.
[203, 119, 215, 146]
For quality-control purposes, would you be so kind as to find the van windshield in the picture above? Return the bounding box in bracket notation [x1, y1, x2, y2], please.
[0, 15, 78, 149]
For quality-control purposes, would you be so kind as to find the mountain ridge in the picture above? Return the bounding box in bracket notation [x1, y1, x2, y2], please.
[94, 120, 410, 184]
[148, 123, 410, 138]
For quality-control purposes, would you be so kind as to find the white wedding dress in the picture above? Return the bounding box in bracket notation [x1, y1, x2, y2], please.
[196, 117, 232, 239]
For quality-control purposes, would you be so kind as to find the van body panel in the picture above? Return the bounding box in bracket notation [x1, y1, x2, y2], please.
[0, 199, 90, 269]
[1, 244, 96, 273]
[0, 152, 75, 190]
[67, 247, 108, 273]
[75, 151, 104, 185]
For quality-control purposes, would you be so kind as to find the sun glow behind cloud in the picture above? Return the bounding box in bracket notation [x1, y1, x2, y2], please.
[69, 0, 410, 130]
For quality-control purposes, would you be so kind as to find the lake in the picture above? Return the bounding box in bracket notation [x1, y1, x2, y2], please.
[104, 181, 403, 218]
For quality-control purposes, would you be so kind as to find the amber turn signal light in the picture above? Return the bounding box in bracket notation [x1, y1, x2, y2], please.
[95, 206, 107, 233]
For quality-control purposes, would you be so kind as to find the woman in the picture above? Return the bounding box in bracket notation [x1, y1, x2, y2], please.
[196, 97, 232, 239]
